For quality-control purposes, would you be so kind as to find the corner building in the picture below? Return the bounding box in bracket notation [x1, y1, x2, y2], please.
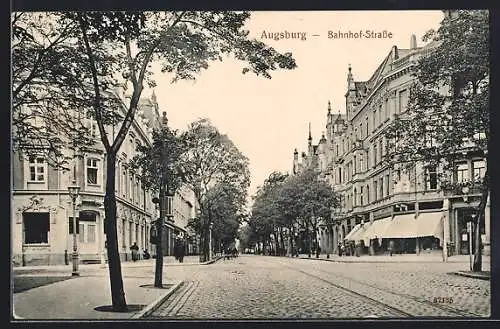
[293, 35, 490, 257]
[12, 87, 197, 266]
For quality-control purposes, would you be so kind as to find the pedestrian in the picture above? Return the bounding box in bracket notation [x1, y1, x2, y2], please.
[143, 248, 150, 260]
[130, 242, 139, 262]
[178, 239, 185, 263]
[338, 242, 342, 257]
[173, 239, 179, 261]
[388, 240, 395, 257]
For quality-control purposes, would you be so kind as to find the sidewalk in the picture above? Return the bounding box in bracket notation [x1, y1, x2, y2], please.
[294, 253, 491, 264]
[12, 255, 221, 320]
[12, 255, 219, 275]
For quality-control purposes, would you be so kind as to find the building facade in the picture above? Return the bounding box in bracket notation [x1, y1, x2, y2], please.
[12, 88, 196, 266]
[293, 34, 490, 258]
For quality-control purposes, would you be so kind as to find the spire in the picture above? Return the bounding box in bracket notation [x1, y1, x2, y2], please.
[327, 100, 331, 115]
[347, 64, 355, 90]
[410, 34, 417, 49]
[308, 122, 312, 141]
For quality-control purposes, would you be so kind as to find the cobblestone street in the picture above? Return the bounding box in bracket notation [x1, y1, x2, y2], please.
[146, 255, 491, 319]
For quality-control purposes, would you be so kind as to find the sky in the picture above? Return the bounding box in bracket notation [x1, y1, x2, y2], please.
[146, 10, 444, 199]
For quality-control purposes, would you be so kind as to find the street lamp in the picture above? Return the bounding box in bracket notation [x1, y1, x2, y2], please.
[67, 179, 81, 276]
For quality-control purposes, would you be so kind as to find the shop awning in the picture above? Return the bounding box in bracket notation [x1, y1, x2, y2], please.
[382, 212, 444, 240]
[383, 214, 418, 239]
[344, 223, 361, 241]
[359, 217, 392, 245]
[416, 212, 443, 240]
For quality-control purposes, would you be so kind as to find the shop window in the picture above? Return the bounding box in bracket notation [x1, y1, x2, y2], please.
[24, 212, 50, 244]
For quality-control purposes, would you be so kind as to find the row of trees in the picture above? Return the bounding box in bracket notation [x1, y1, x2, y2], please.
[241, 169, 339, 258]
[131, 117, 250, 287]
[12, 11, 297, 311]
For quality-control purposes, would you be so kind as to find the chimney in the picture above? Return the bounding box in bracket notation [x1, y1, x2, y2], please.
[410, 34, 417, 49]
[392, 45, 399, 60]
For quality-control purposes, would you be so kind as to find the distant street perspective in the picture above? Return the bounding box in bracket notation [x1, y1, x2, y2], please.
[11, 9, 490, 321]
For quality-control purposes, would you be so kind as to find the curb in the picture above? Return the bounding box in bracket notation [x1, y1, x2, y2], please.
[451, 271, 490, 281]
[296, 256, 478, 264]
[132, 280, 184, 319]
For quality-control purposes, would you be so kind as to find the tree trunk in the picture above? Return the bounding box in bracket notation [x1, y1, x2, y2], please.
[314, 227, 320, 258]
[279, 227, 285, 256]
[154, 183, 164, 288]
[473, 169, 489, 272]
[104, 153, 127, 311]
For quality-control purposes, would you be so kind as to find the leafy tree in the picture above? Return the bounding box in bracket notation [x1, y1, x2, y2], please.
[129, 115, 187, 287]
[384, 10, 488, 271]
[182, 118, 251, 262]
[15, 10, 295, 310]
[11, 12, 102, 168]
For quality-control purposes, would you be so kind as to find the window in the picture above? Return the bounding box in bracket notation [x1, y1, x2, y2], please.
[130, 175, 134, 201]
[399, 89, 408, 113]
[379, 139, 384, 160]
[426, 166, 438, 190]
[353, 156, 357, 174]
[86, 158, 99, 185]
[135, 177, 140, 204]
[360, 186, 364, 205]
[373, 110, 376, 131]
[122, 167, 127, 197]
[473, 160, 485, 181]
[28, 156, 45, 182]
[379, 105, 383, 125]
[359, 123, 363, 139]
[122, 218, 126, 247]
[24, 213, 50, 244]
[129, 221, 133, 246]
[456, 163, 469, 183]
[366, 151, 370, 171]
[359, 154, 364, 172]
[338, 168, 342, 184]
[366, 185, 370, 203]
[373, 144, 378, 166]
[353, 188, 357, 206]
[385, 98, 389, 119]
[374, 180, 378, 201]
[386, 174, 390, 196]
[79, 223, 85, 243]
[379, 177, 384, 199]
[365, 117, 369, 136]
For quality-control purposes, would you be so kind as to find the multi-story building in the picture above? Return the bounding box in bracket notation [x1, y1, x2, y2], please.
[293, 33, 490, 258]
[12, 87, 195, 266]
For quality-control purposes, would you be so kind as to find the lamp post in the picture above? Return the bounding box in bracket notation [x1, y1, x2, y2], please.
[67, 179, 81, 276]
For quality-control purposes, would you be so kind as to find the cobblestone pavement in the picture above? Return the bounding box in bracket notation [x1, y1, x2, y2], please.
[146, 255, 490, 319]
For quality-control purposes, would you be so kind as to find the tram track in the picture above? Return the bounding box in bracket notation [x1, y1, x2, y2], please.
[278, 258, 479, 318]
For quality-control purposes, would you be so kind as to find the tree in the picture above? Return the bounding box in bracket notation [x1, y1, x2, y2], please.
[248, 169, 338, 258]
[384, 10, 489, 271]
[182, 118, 251, 262]
[202, 183, 245, 254]
[34, 10, 295, 311]
[12, 12, 101, 168]
[130, 114, 187, 287]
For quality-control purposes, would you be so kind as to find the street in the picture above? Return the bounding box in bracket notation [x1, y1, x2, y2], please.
[141, 255, 490, 319]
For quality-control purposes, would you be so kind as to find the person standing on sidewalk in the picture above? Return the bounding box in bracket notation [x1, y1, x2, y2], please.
[178, 239, 185, 263]
[130, 242, 139, 262]
[388, 240, 395, 257]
